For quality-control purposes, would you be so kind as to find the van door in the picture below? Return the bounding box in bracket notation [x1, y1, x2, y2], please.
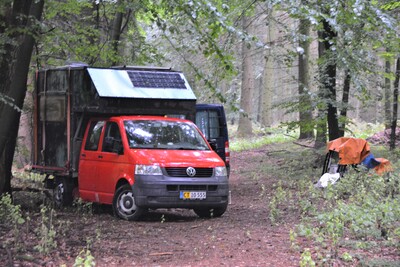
[195, 104, 230, 173]
[79, 120, 105, 201]
[96, 121, 124, 203]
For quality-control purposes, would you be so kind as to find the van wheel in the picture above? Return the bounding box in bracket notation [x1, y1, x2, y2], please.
[194, 204, 227, 218]
[54, 177, 73, 208]
[113, 184, 143, 221]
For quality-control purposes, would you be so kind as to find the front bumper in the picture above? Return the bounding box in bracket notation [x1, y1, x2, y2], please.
[132, 174, 229, 209]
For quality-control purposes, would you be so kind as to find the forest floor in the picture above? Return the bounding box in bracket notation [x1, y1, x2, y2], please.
[1, 140, 399, 266]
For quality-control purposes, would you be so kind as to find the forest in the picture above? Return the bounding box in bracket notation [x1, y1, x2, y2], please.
[1, 0, 400, 266]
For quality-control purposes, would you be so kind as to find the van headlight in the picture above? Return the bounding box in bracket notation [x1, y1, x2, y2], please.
[135, 165, 162, 175]
[215, 166, 227, 177]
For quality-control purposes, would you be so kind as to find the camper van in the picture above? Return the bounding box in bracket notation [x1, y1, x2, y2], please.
[32, 66, 229, 220]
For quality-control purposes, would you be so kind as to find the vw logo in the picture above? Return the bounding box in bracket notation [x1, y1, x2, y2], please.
[186, 167, 196, 177]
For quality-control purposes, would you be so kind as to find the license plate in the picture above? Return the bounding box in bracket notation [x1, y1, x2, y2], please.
[180, 191, 206, 200]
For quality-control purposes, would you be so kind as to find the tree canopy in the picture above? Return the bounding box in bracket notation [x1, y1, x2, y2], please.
[1, 0, 400, 195]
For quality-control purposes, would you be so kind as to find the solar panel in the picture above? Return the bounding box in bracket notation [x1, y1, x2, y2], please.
[127, 71, 187, 89]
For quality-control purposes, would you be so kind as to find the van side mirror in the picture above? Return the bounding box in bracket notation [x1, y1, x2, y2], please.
[208, 139, 218, 151]
[112, 139, 124, 155]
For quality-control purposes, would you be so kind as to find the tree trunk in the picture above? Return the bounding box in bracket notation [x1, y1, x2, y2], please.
[385, 58, 392, 130]
[316, 19, 340, 144]
[260, 12, 274, 128]
[0, 0, 45, 196]
[237, 15, 254, 137]
[298, 17, 313, 139]
[390, 57, 400, 150]
[111, 11, 124, 66]
[338, 70, 351, 137]
[322, 20, 339, 141]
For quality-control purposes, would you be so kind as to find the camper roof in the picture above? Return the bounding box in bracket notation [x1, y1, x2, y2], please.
[87, 68, 196, 100]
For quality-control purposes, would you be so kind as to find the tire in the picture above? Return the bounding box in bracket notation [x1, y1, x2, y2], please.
[194, 203, 227, 218]
[112, 184, 144, 221]
[54, 177, 73, 208]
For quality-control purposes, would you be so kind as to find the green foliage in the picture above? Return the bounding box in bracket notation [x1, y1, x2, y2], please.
[289, 228, 299, 251]
[73, 247, 96, 267]
[299, 248, 315, 267]
[35, 205, 57, 255]
[273, 0, 400, 139]
[0, 194, 26, 247]
[268, 182, 290, 224]
[12, 170, 46, 183]
[340, 252, 353, 262]
[381, 1, 400, 11]
[294, 168, 400, 264]
[0, 194, 25, 227]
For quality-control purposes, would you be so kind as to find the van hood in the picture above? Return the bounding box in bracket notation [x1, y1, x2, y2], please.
[131, 149, 223, 168]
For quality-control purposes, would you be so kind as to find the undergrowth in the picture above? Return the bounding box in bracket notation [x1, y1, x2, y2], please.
[230, 124, 400, 266]
[0, 194, 97, 266]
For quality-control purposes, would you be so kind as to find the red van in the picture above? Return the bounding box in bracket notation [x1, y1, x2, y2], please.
[77, 116, 228, 220]
[31, 66, 229, 220]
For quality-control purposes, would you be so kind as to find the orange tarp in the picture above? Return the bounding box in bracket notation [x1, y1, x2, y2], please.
[327, 137, 370, 165]
[374, 158, 392, 175]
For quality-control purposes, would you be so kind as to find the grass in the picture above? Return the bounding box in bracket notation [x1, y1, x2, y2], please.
[230, 124, 297, 152]
[230, 121, 387, 152]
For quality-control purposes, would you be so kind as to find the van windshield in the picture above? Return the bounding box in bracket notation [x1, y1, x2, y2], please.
[124, 120, 210, 150]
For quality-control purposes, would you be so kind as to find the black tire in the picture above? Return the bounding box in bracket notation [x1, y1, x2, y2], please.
[194, 203, 227, 218]
[54, 177, 73, 208]
[112, 184, 144, 221]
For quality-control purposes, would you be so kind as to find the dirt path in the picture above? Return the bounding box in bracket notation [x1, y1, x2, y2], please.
[3, 147, 301, 266]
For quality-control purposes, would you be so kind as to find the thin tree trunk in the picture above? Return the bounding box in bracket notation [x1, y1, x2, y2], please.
[389, 57, 400, 150]
[237, 15, 254, 137]
[385, 58, 392, 130]
[298, 17, 313, 139]
[338, 70, 351, 137]
[260, 12, 274, 128]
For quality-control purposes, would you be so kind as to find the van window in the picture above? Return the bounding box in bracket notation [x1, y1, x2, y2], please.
[124, 120, 209, 150]
[195, 110, 221, 139]
[84, 121, 104, 151]
[102, 122, 122, 153]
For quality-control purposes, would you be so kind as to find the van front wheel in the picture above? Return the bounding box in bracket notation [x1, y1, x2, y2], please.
[113, 184, 143, 221]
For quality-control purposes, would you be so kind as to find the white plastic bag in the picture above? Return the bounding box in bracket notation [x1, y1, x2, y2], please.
[315, 172, 341, 188]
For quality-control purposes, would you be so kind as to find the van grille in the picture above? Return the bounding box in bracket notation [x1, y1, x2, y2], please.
[166, 185, 217, 191]
[165, 167, 213, 177]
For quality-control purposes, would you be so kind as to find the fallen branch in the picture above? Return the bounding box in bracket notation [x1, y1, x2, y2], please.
[293, 139, 316, 149]
[149, 252, 173, 256]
